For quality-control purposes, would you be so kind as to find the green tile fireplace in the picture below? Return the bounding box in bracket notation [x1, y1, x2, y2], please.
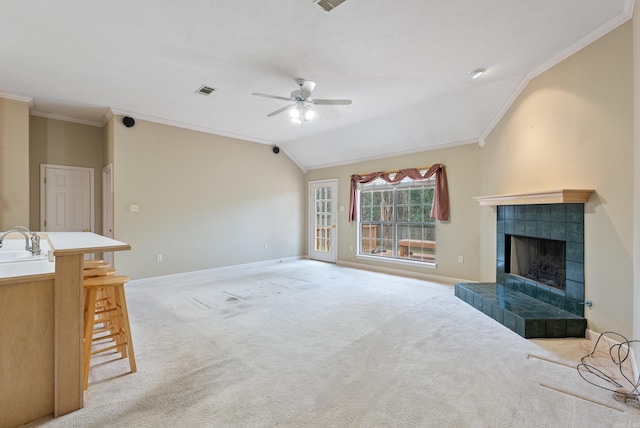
[458, 190, 593, 338]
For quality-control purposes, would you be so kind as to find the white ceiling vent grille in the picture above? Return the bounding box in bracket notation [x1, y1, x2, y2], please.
[195, 85, 216, 96]
[315, 0, 346, 12]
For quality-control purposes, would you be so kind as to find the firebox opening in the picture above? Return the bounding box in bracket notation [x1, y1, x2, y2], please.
[505, 235, 566, 291]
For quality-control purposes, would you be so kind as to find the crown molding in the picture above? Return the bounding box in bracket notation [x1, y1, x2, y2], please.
[0, 91, 33, 103]
[479, 1, 634, 148]
[109, 108, 307, 172]
[304, 137, 478, 171]
[30, 110, 104, 127]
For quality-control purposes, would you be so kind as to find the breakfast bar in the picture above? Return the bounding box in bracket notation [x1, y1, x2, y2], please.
[0, 232, 130, 428]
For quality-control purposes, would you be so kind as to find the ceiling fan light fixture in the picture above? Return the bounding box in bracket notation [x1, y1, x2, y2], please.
[253, 79, 351, 122]
[289, 107, 301, 119]
[469, 68, 486, 79]
[304, 107, 316, 121]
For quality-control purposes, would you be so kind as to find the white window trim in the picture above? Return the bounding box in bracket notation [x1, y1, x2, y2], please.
[356, 176, 436, 267]
[355, 252, 437, 269]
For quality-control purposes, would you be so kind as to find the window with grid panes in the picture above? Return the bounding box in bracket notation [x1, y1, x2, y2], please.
[314, 186, 332, 252]
[358, 174, 435, 263]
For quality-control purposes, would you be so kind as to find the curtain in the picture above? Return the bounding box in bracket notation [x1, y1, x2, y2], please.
[349, 164, 449, 222]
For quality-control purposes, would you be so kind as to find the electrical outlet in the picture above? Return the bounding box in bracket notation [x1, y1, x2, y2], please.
[156, 254, 163, 262]
[130, 204, 139, 212]
[458, 256, 464, 263]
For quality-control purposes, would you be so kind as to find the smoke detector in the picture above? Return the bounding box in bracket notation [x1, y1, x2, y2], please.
[468, 68, 486, 79]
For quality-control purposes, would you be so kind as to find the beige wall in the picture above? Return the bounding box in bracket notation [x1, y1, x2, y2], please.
[0, 98, 29, 230]
[481, 22, 634, 337]
[1, 10, 637, 342]
[111, 117, 306, 279]
[306, 143, 483, 282]
[633, 1, 640, 369]
[307, 20, 636, 339]
[28, 116, 104, 231]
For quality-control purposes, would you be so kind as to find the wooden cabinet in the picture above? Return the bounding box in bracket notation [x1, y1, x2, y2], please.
[0, 276, 54, 428]
[0, 232, 131, 426]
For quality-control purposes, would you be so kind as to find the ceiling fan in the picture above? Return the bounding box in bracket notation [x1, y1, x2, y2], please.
[252, 78, 352, 124]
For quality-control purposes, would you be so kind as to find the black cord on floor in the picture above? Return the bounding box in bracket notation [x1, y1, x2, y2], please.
[577, 331, 640, 405]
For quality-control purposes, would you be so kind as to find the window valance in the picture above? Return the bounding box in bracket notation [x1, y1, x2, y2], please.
[349, 164, 449, 222]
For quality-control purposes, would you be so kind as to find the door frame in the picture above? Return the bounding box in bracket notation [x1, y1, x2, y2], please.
[40, 164, 95, 232]
[102, 164, 114, 265]
[309, 179, 338, 263]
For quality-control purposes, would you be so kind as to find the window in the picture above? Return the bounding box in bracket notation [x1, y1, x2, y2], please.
[358, 174, 435, 264]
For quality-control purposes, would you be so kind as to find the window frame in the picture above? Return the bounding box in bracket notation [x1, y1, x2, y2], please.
[356, 174, 436, 268]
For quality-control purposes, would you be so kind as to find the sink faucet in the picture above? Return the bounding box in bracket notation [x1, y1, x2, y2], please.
[0, 229, 31, 251]
[0, 226, 41, 255]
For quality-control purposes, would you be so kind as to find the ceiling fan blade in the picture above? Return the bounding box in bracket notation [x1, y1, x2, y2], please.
[267, 104, 295, 117]
[252, 93, 292, 102]
[299, 80, 316, 99]
[312, 99, 352, 105]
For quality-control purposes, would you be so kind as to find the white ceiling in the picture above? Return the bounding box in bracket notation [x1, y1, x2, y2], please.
[0, 0, 633, 171]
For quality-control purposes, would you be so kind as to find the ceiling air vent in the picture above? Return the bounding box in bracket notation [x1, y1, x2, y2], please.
[315, 0, 346, 12]
[195, 85, 216, 96]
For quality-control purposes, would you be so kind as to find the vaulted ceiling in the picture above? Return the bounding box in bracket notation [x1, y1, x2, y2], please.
[0, 1, 633, 170]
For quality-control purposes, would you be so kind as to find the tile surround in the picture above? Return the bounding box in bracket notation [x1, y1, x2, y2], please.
[496, 203, 585, 317]
[456, 203, 586, 339]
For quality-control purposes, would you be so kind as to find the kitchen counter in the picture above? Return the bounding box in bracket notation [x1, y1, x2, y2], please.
[0, 232, 131, 282]
[0, 232, 131, 428]
[47, 231, 131, 256]
[0, 257, 53, 282]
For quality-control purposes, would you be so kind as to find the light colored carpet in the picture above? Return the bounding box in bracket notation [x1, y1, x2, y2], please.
[25, 260, 639, 427]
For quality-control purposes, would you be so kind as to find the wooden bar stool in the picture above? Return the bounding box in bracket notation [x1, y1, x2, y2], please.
[83, 275, 137, 390]
[83, 267, 117, 278]
[83, 259, 110, 270]
[83, 267, 118, 337]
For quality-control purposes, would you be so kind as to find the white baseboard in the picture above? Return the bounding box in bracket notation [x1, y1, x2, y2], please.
[336, 259, 470, 285]
[132, 255, 305, 284]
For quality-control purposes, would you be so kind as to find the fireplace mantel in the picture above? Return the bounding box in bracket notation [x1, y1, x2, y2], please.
[473, 189, 594, 206]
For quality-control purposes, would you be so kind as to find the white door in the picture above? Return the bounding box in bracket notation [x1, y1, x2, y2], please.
[41, 164, 94, 232]
[309, 180, 338, 263]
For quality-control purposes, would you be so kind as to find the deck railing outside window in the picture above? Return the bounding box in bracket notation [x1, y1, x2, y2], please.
[357, 175, 436, 263]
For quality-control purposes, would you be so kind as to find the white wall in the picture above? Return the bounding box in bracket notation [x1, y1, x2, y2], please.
[111, 117, 306, 279]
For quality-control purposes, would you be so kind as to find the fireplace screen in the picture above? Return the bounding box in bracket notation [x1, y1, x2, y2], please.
[506, 235, 566, 290]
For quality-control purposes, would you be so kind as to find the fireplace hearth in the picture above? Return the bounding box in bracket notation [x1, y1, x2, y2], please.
[456, 196, 590, 339]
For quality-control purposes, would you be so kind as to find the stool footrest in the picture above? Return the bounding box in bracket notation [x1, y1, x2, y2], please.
[91, 343, 122, 356]
[83, 276, 136, 390]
